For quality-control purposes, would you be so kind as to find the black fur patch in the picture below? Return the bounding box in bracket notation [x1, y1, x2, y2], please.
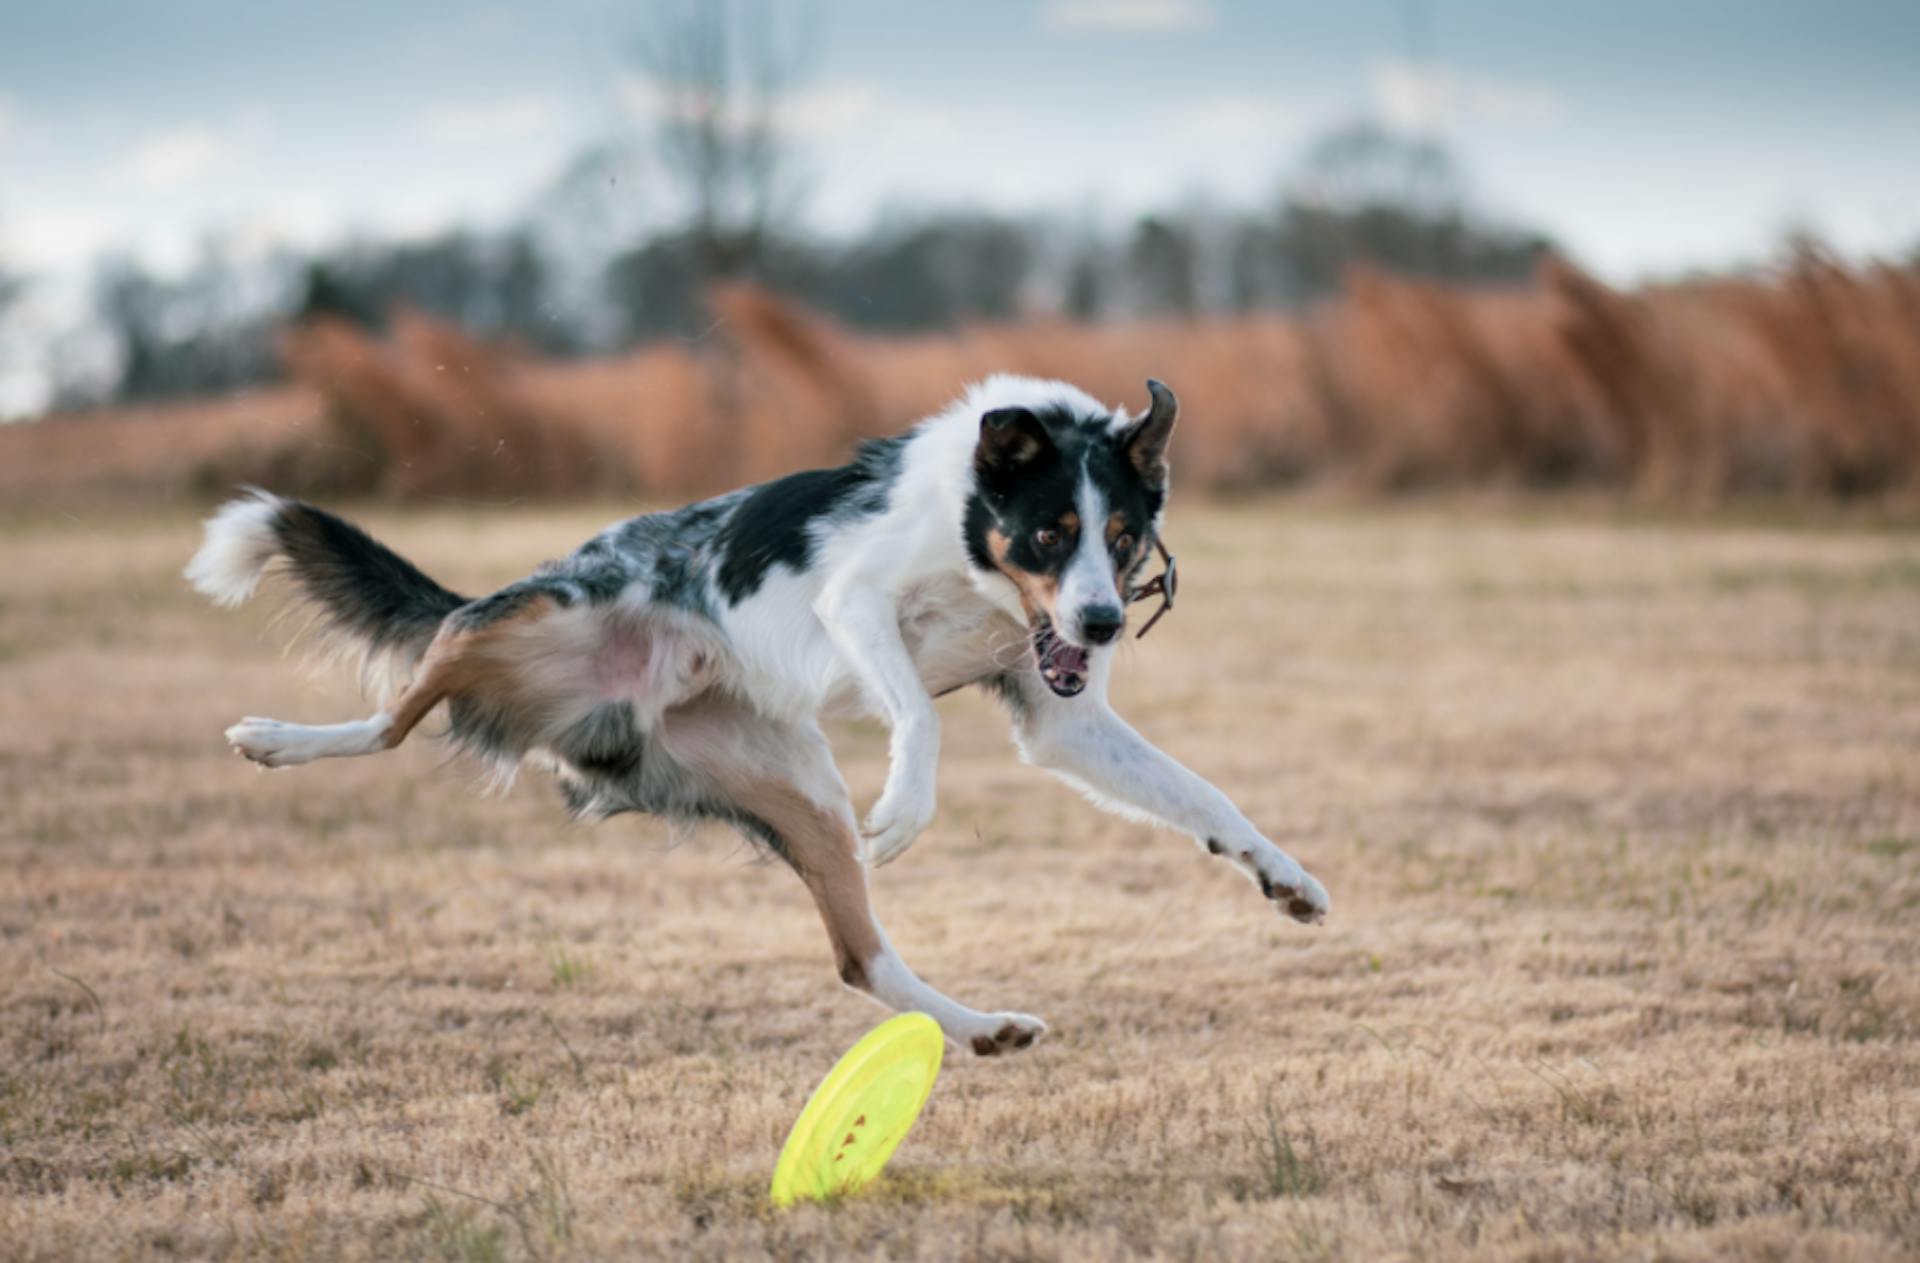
[270, 499, 467, 652]
[532, 700, 797, 870]
[647, 551, 708, 612]
[608, 495, 744, 619]
[553, 759, 796, 870]
[444, 694, 524, 766]
[717, 808, 794, 868]
[715, 437, 904, 604]
[962, 406, 1165, 592]
[556, 540, 637, 605]
[558, 703, 644, 778]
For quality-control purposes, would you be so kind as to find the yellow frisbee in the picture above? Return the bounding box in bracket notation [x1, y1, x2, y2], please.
[769, 1012, 944, 1207]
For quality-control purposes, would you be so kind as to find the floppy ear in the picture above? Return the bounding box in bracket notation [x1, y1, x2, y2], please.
[976, 406, 1051, 477]
[1121, 379, 1177, 480]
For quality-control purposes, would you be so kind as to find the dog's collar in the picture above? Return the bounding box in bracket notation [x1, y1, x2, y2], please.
[1127, 535, 1178, 639]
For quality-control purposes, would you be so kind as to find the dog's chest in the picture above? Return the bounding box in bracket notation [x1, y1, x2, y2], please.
[895, 575, 1023, 695]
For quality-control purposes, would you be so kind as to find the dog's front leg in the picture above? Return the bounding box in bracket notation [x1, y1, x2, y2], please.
[816, 578, 940, 866]
[1010, 681, 1329, 924]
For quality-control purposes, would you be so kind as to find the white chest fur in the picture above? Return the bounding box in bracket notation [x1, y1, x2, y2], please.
[896, 574, 1027, 697]
[818, 574, 1024, 717]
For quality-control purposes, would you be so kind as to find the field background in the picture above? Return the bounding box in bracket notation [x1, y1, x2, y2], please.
[7, 252, 1920, 516]
[4, 497, 1917, 1260]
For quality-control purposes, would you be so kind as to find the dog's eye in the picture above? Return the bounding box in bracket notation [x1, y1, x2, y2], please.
[1113, 533, 1134, 556]
[1035, 528, 1061, 548]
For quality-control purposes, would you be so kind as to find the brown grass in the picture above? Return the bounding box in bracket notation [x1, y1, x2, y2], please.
[3, 499, 1917, 1260]
[7, 251, 1919, 513]
[276, 312, 624, 500]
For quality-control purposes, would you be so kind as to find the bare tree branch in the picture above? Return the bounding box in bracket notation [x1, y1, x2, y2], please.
[630, 0, 815, 281]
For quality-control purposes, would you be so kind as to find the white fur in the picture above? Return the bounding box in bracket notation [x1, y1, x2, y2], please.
[1010, 670, 1329, 922]
[184, 490, 284, 606]
[226, 714, 392, 768]
[858, 933, 1047, 1052]
[1058, 474, 1121, 644]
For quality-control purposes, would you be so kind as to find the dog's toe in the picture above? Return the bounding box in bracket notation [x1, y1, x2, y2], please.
[226, 718, 294, 768]
[967, 1013, 1046, 1057]
[1246, 850, 1329, 925]
[1272, 870, 1330, 925]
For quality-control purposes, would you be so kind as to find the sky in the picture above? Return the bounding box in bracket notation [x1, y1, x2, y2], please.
[1, 0, 1918, 409]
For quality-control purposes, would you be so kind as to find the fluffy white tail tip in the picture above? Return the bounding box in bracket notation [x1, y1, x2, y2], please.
[184, 491, 284, 607]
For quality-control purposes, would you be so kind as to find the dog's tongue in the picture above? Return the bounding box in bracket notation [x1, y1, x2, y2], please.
[1039, 636, 1089, 696]
[1050, 643, 1088, 675]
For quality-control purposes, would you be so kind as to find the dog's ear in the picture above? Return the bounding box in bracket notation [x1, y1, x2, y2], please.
[976, 406, 1052, 477]
[1120, 379, 1177, 481]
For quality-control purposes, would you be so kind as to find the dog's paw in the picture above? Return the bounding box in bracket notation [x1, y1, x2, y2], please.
[226, 717, 299, 768]
[1212, 838, 1329, 925]
[1266, 866, 1329, 925]
[862, 771, 937, 867]
[963, 1012, 1048, 1057]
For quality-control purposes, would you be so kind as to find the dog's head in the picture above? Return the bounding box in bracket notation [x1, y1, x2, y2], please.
[965, 379, 1176, 697]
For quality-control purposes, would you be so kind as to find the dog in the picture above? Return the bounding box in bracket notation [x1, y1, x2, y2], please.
[186, 375, 1329, 1056]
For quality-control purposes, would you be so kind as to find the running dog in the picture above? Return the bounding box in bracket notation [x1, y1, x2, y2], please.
[186, 375, 1329, 1056]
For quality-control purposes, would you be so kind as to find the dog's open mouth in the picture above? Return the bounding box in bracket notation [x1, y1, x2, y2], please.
[1032, 619, 1089, 697]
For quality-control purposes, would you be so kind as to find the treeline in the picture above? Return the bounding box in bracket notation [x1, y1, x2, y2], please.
[65, 122, 1552, 408]
[13, 246, 1918, 511]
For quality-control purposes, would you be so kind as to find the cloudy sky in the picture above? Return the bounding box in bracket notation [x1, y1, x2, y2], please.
[2, 0, 1917, 286]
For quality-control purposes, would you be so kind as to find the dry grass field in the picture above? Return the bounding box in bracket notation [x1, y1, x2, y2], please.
[3, 497, 1918, 1260]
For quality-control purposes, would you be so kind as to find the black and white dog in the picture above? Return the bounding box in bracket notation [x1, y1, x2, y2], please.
[187, 376, 1329, 1056]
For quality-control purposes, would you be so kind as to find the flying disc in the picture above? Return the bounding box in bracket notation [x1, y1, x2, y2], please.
[769, 1011, 944, 1207]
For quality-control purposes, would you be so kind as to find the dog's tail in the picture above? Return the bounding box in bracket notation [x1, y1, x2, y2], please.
[186, 489, 467, 696]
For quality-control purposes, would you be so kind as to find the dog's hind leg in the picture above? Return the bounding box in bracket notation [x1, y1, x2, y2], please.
[225, 714, 395, 768]
[226, 594, 557, 770]
[227, 622, 459, 767]
[662, 699, 1047, 1057]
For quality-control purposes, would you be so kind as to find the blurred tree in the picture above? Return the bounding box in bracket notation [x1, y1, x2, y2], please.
[1268, 121, 1552, 301]
[95, 257, 168, 399]
[530, 142, 657, 270]
[367, 232, 494, 327]
[1292, 120, 1464, 218]
[1128, 216, 1200, 317]
[1063, 243, 1107, 322]
[626, 0, 814, 290]
[93, 241, 288, 402]
[1226, 220, 1286, 311]
[295, 260, 378, 327]
[297, 231, 577, 352]
[814, 213, 1032, 330]
[0, 244, 35, 416]
[604, 230, 708, 341]
[526, 141, 657, 349]
[498, 232, 551, 344]
[0, 261, 23, 319]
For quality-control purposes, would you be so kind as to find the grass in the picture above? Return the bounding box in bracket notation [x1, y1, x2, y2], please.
[547, 944, 591, 991]
[1, 498, 1918, 1259]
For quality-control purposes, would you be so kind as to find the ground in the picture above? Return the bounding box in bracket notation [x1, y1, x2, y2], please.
[2, 499, 1917, 1261]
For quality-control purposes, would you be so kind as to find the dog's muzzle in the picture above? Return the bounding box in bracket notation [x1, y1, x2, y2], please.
[1029, 537, 1177, 699]
[1032, 618, 1090, 697]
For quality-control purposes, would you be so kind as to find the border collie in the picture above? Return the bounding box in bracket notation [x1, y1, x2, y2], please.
[186, 376, 1328, 1056]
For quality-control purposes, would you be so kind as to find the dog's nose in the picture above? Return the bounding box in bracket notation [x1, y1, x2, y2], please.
[1079, 605, 1125, 645]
